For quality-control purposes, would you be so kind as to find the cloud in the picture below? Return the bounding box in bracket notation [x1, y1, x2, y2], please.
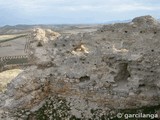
[0, 0, 159, 12]
[112, 3, 160, 12]
[57, 0, 160, 12]
[0, 0, 160, 25]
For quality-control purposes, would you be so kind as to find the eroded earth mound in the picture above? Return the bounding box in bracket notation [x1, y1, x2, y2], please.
[0, 15, 160, 119]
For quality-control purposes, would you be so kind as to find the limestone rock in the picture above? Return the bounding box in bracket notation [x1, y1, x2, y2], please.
[132, 15, 159, 26]
[28, 28, 60, 66]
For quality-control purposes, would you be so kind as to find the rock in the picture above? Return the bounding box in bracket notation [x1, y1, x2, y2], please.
[28, 28, 60, 66]
[0, 15, 160, 119]
[132, 15, 159, 26]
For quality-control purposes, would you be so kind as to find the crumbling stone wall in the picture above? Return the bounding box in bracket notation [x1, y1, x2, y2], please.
[0, 15, 160, 119]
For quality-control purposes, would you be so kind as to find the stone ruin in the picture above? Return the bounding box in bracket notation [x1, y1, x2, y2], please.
[0, 15, 160, 119]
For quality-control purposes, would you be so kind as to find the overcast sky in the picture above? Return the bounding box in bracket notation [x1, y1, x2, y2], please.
[0, 0, 160, 25]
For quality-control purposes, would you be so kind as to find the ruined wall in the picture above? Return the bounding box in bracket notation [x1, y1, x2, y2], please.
[0, 15, 160, 119]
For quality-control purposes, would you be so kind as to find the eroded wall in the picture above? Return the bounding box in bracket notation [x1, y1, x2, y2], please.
[0, 15, 160, 119]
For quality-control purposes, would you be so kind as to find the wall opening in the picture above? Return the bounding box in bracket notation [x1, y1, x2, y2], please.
[140, 31, 144, 33]
[114, 63, 130, 82]
[37, 42, 43, 47]
[79, 76, 90, 82]
[62, 44, 65, 47]
[139, 84, 145, 87]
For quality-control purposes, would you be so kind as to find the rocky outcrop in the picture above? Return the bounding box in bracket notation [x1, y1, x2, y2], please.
[0, 15, 160, 119]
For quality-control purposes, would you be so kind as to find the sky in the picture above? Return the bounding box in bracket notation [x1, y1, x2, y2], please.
[0, 0, 160, 25]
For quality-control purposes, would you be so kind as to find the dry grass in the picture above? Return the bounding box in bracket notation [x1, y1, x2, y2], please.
[0, 34, 20, 41]
[0, 35, 17, 41]
[0, 34, 27, 42]
[0, 69, 23, 92]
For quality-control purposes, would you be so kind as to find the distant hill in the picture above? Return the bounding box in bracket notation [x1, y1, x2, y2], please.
[0, 25, 32, 35]
[0, 24, 101, 35]
[1, 17, 159, 35]
[0, 19, 133, 35]
[0, 25, 53, 35]
[104, 19, 131, 24]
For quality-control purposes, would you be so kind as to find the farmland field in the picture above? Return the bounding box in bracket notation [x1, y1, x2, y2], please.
[0, 35, 27, 57]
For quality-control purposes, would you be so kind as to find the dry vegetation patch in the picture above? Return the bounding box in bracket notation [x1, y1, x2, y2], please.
[0, 69, 23, 92]
[0, 34, 27, 43]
